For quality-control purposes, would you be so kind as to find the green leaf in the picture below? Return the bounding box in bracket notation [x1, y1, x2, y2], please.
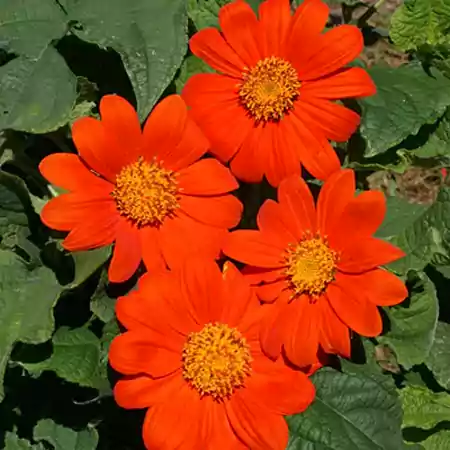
[0, 47, 77, 133]
[69, 246, 111, 288]
[90, 276, 116, 323]
[421, 430, 450, 449]
[187, 0, 222, 29]
[0, 0, 67, 57]
[286, 367, 403, 450]
[0, 249, 61, 400]
[34, 419, 98, 450]
[407, 109, 450, 165]
[390, 0, 450, 52]
[23, 327, 104, 390]
[401, 385, 450, 430]
[386, 188, 450, 273]
[379, 271, 438, 370]
[66, 0, 188, 120]
[4, 432, 44, 450]
[426, 321, 450, 390]
[175, 55, 213, 94]
[360, 64, 450, 157]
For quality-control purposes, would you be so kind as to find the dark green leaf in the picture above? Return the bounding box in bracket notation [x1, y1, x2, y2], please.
[23, 327, 104, 390]
[426, 321, 450, 390]
[390, 0, 450, 52]
[65, 0, 188, 120]
[69, 247, 111, 289]
[4, 432, 44, 450]
[286, 367, 403, 450]
[360, 64, 450, 157]
[34, 419, 98, 450]
[401, 385, 450, 429]
[379, 271, 438, 370]
[0, 0, 67, 57]
[0, 249, 61, 400]
[0, 47, 77, 133]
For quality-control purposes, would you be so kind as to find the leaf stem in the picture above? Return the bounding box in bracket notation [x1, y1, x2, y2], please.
[357, 0, 387, 28]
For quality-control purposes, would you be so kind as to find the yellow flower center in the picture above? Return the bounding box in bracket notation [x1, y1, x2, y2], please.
[111, 157, 178, 227]
[182, 323, 252, 400]
[285, 236, 339, 297]
[239, 56, 301, 123]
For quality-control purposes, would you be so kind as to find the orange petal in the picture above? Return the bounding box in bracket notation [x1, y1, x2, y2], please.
[227, 393, 289, 450]
[257, 199, 296, 248]
[189, 27, 245, 77]
[71, 117, 125, 182]
[229, 125, 265, 183]
[320, 298, 351, 358]
[117, 273, 197, 337]
[301, 67, 376, 99]
[317, 168, 355, 236]
[143, 95, 209, 171]
[282, 298, 321, 367]
[256, 280, 287, 303]
[159, 214, 227, 268]
[98, 95, 141, 162]
[287, 0, 329, 45]
[296, 99, 361, 142]
[346, 268, 408, 307]
[40, 191, 113, 231]
[61, 203, 119, 251]
[142, 385, 208, 450]
[258, 0, 291, 56]
[224, 230, 285, 268]
[113, 372, 183, 409]
[182, 73, 253, 163]
[259, 298, 289, 360]
[277, 175, 316, 238]
[286, 109, 341, 180]
[327, 275, 383, 337]
[108, 219, 142, 283]
[179, 194, 242, 229]
[39, 153, 111, 192]
[179, 257, 224, 324]
[293, 25, 364, 81]
[139, 226, 166, 273]
[329, 190, 386, 250]
[219, 0, 261, 67]
[338, 237, 406, 273]
[109, 330, 182, 376]
[177, 159, 239, 195]
[242, 265, 286, 285]
[264, 121, 302, 187]
[244, 356, 315, 414]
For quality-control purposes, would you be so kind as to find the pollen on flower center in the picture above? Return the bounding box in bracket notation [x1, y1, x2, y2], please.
[111, 157, 179, 227]
[285, 236, 339, 297]
[238, 56, 301, 123]
[182, 323, 252, 400]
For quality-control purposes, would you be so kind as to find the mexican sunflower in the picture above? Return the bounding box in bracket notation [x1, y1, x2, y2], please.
[223, 169, 408, 367]
[182, 0, 376, 187]
[39, 94, 242, 283]
[109, 259, 316, 450]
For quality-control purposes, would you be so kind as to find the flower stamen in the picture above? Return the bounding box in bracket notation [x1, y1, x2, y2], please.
[111, 157, 179, 227]
[239, 56, 301, 123]
[182, 323, 252, 401]
[285, 235, 339, 297]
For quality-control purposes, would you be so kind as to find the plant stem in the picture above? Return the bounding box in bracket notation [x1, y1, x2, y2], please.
[357, 0, 388, 28]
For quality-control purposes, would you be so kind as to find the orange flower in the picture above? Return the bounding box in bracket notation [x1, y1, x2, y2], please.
[182, 0, 376, 187]
[39, 95, 242, 283]
[109, 259, 315, 450]
[223, 169, 407, 367]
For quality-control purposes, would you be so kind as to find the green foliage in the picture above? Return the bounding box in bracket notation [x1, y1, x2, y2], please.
[175, 55, 213, 93]
[426, 321, 450, 390]
[360, 64, 450, 158]
[421, 430, 450, 449]
[379, 271, 438, 369]
[286, 367, 403, 449]
[65, 0, 188, 120]
[401, 385, 450, 429]
[4, 432, 44, 450]
[0, 249, 61, 401]
[34, 419, 98, 450]
[390, 0, 450, 51]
